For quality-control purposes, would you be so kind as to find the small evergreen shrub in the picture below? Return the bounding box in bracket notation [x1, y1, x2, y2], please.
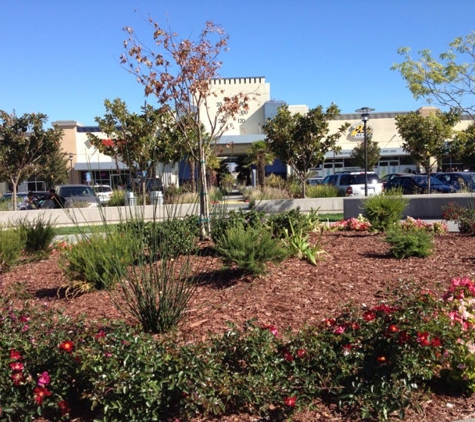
[215, 224, 288, 276]
[211, 208, 266, 242]
[267, 208, 312, 239]
[59, 230, 136, 294]
[385, 228, 434, 258]
[0, 227, 23, 272]
[306, 184, 339, 198]
[363, 190, 409, 232]
[106, 189, 125, 206]
[17, 217, 56, 255]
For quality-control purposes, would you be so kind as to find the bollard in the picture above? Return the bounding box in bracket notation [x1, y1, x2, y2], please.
[126, 191, 137, 206]
[150, 191, 163, 206]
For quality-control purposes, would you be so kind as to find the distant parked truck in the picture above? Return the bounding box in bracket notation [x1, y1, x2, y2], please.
[55, 184, 100, 208]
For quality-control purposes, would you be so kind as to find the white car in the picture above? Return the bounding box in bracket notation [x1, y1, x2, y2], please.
[93, 185, 113, 205]
[321, 172, 384, 196]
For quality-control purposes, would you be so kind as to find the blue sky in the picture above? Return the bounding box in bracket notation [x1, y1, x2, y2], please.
[1, 0, 474, 126]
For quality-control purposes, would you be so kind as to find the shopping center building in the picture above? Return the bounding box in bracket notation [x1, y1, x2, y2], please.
[53, 76, 473, 188]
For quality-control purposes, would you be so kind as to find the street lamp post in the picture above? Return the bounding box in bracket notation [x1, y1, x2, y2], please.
[68, 153, 73, 183]
[355, 107, 375, 197]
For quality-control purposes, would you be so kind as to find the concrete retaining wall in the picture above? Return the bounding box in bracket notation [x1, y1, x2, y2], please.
[343, 193, 475, 220]
[254, 198, 344, 214]
[0, 203, 201, 227]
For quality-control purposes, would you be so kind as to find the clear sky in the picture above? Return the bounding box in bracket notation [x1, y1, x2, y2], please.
[1, 0, 474, 127]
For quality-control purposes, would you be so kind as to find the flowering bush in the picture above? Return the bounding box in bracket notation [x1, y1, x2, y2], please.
[331, 214, 371, 231]
[2, 279, 475, 421]
[400, 216, 448, 234]
[441, 277, 475, 392]
[442, 202, 475, 235]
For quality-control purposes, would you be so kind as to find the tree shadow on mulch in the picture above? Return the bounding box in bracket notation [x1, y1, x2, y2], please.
[188, 267, 250, 289]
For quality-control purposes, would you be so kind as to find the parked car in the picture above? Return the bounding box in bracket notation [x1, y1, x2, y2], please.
[307, 177, 323, 186]
[380, 172, 414, 188]
[55, 184, 100, 208]
[384, 175, 457, 194]
[93, 184, 113, 205]
[433, 172, 475, 192]
[320, 172, 383, 196]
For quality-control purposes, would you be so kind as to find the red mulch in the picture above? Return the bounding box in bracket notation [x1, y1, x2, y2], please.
[3, 231, 475, 421]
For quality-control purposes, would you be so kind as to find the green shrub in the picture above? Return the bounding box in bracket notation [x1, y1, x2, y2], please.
[0, 227, 23, 272]
[59, 230, 136, 294]
[363, 190, 409, 232]
[215, 223, 288, 276]
[211, 208, 266, 243]
[306, 184, 339, 198]
[385, 228, 434, 258]
[107, 189, 125, 206]
[267, 208, 312, 239]
[17, 217, 56, 255]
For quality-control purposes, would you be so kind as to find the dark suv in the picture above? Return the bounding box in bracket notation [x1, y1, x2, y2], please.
[433, 172, 475, 192]
[321, 172, 383, 196]
[385, 175, 455, 194]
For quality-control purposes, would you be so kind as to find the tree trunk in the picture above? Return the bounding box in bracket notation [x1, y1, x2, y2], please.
[198, 140, 210, 240]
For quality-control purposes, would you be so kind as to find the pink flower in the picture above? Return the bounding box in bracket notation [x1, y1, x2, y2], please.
[333, 325, 346, 334]
[263, 325, 278, 336]
[37, 371, 51, 387]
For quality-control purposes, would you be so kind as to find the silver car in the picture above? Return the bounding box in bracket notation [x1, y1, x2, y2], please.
[55, 184, 100, 208]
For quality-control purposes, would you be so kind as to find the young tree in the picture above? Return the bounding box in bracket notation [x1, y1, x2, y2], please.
[395, 109, 460, 190]
[244, 140, 275, 189]
[392, 32, 475, 119]
[36, 149, 70, 186]
[263, 104, 349, 198]
[451, 122, 475, 169]
[87, 98, 184, 206]
[120, 19, 251, 239]
[0, 111, 63, 209]
[350, 136, 381, 172]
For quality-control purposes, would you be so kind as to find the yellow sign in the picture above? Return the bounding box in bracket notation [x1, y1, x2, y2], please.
[349, 122, 373, 140]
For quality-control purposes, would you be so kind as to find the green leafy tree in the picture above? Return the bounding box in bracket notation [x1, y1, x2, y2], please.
[0, 111, 63, 209]
[392, 32, 475, 119]
[87, 99, 184, 205]
[36, 149, 70, 187]
[451, 122, 475, 169]
[395, 109, 460, 190]
[263, 104, 349, 198]
[350, 135, 381, 171]
[244, 140, 275, 189]
[121, 20, 251, 239]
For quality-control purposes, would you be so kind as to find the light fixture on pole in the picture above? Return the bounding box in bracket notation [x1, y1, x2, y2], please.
[355, 107, 375, 197]
[68, 153, 73, 183]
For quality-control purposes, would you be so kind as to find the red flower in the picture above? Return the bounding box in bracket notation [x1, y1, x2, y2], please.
[398, 331, 410, 344]
[387, 324, 399, 334]
[9, 361, 24, 371]
[377, 356, 387, 363]
[33, 387, 52, 405]
[95, 330, 106, 340]
[363, 310, 376, 322]
[284, 396, 297, 407]
[323, 317, 336, 326]
[373, 304, 396, 314]
[9, 350, 22, 361]
[59, 340, 74, 353]
[431, 337, 442, 347]
[417, 332, 431, 347]
[57, 400, 71, 416]
[11, 371, 26, 386]
[296, 349, 306, 358]
[284, 351, 294, 362]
